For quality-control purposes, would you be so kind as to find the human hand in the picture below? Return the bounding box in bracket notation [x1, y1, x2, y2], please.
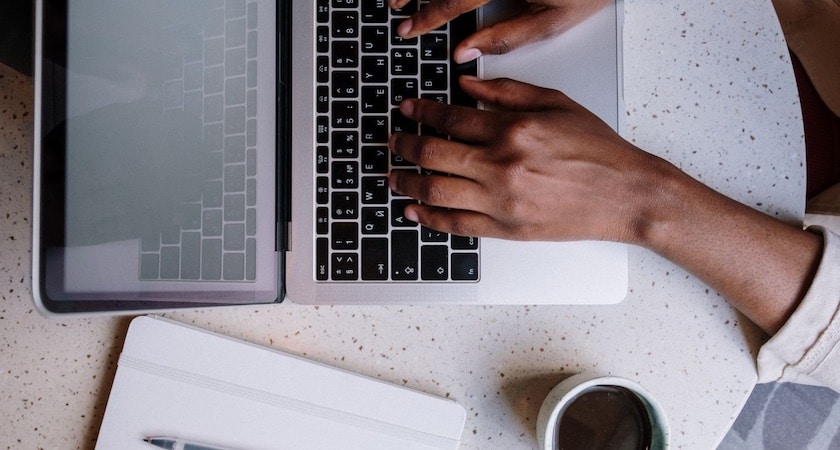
[388, 77, 677, 244]
[389, 0, 612, 63]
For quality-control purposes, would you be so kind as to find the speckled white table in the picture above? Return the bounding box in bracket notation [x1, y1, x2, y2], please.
[0, 1, 804, 448]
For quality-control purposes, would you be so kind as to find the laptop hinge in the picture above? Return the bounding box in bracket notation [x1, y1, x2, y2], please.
[275, 0, 292, 252]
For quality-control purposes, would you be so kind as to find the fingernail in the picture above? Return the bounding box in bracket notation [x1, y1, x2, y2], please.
[404, 207, 419, 223]
[388, 173, 400, 192]
[455, 48, 482, 64]
[397, 18, 413, 37]
[400, 98, 415, 117]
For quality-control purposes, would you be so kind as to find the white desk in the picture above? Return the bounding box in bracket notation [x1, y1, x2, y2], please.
[0, 1, 804, 448]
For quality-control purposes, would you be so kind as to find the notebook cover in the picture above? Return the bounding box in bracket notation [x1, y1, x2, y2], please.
[95, 316, 466, 449]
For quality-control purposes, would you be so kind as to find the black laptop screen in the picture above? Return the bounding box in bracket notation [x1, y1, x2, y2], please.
[36, 0, 281, 313]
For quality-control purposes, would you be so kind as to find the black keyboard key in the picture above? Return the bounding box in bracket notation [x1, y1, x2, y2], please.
[421, 33, 448, 60]
[391, 48, 418, 76]
[331, 71, 358, 98]
[362, 56, 388, 82]
[317, 176, 329, 204]
[391, 1, 418, 17]
[421, 245, 449, 280]
[451, 235, 479, 250]
[362, 146, 389, 173]
[332, 11, 359, 38]
[331, 222, 358, 250]
[316, 237, 329, 280]
[332, 191, 359, 219]
[362, 0, 388, 23]
[317, 86, 330, 113]
[391, 108, 418, 134]
[332, 101, 358, 128]
[361, 207, 388, 234]
[421, 63, 447, 91]
[362, 26, 388, 53]
[331, 131, 358, 158]
[391, 152, 414, 167]
[317, 56, 330, 82]
[317, 146, 329, 173]
[451, 253, 479, 280]
[317, 0, 329, 23]
[362, 176, 389, 204]
[332, 41, 359, 67]
[391, 78, 418, 105]
[317, 26, 329, 52]
[332, 253, 359, 280]
[331, 161, 358, 189]
[421, 226, 448, 242]
[332, 0, 358, 7]
[391, 19, 418, 46]
[392, 199, 418, 227]
[391, 230, 419, 280]
[362, 116, 388, 143]
[421, 92, 448, 104]
[362, 238, 389, 280]
[317, 207, 329, 234]
[317, 116, 330, 142]
[361, 86, 388, 113]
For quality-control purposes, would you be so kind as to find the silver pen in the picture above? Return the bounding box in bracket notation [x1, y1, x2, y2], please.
[143, 436, 238, 450]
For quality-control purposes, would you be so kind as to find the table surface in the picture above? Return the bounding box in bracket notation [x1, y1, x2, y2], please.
[0, 1, 805, 448]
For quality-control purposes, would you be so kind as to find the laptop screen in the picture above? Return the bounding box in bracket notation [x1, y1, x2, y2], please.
[35, 0, 281, 313]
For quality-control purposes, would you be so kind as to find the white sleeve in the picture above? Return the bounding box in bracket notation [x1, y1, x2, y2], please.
[757, 226, 840, 392]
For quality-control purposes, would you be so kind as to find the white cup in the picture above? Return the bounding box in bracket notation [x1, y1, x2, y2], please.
[536, 373, 670, 450]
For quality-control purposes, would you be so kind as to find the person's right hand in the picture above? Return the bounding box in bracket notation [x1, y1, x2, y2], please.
[389, 0, 612, 63]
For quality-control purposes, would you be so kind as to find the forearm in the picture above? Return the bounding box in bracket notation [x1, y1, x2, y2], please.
[637, 161, 823, 334]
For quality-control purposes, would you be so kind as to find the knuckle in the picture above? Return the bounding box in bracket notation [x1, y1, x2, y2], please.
[486, 37, 513, 56]
[436, 105, 460, 132]
[448, 219, 477, 238]
[413, 137, 440, 166]
[417, 178, 448, 205]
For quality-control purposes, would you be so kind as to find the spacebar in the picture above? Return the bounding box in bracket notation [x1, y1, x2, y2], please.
[450, 59, 477, 109]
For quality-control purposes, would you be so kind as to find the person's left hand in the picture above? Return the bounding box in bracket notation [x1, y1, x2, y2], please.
[388, 76, 677, 244]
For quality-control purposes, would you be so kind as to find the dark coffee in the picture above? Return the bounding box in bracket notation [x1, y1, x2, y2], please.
[555, 385, 652, 450]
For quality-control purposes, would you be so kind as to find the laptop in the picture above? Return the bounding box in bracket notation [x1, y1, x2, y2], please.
[32, 0, 627, 316]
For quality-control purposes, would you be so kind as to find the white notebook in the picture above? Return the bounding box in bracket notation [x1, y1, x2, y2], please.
[96, 316, 466, 449]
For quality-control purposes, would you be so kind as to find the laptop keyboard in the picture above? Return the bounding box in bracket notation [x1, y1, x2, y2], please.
[315, 0, 480, 282]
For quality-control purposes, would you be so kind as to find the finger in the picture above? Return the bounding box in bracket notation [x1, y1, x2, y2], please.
[389, 133, 485, 179]
[398, 97, 500, 143]
[453, 5, 594, 63]
[396, 0, 491, 39]
[389, 170, 490, 212]
[388, 0, 411, 8]
[403, 203, 508, 240]
[459, 76, 575, 112]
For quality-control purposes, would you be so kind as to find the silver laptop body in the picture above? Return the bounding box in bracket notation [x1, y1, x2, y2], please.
[32, 0, 626, 315]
